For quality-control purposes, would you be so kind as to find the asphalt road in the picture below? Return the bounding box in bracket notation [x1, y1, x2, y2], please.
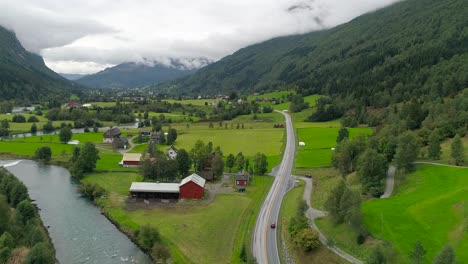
[253, 110, 295, 264]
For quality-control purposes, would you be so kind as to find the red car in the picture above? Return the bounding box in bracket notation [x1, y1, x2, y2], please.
[270, 223, 276, 229]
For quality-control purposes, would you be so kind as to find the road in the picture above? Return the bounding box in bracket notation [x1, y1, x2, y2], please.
[253, 110, 296, 264]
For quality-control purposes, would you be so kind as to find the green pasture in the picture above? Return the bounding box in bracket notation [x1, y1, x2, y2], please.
[422, 136, 468, 166]
[362, 164, 468, 263]
[295, 127, 373, 168]
[85, 171, 274, 264]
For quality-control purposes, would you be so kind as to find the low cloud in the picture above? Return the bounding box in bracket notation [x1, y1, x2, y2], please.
[1, 0, 400, 74]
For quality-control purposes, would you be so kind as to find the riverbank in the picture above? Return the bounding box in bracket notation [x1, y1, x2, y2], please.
[2, 160, 151, 264]
[0, 163, 56, 264]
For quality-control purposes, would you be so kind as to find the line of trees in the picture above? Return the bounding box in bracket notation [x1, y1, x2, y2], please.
[0, 168, 54, 264]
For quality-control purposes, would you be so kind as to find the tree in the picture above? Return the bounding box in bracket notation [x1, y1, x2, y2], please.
[433, 245, 455, 264]
[211, 153, 225, 177]
[59, 126, 73, 143]
[253, 152, 268, 175]
[394, 131, 420, 172]
[147, 142, 157, 158]
[226, 154, 235, 172]
[293, 228, 320, 252]
[409, 240, 426, 264]
[0, 196, 10, 235]
[70, 142, 99, 178]
[450, 134, 464, 166]
[325, 180, 346, 224]
[34, 147, 52, 163]
[30, 123, 37, 134]
[16, 199, 36, 225]
[235, 152, 245, 172]
[0, 119, 9, 136]
[357, 148, 388, 197]
[25, 242, 54, 264]
[289, 94, 308, 113]
[337, 127, 349, 143]
[176, 149, 192, 176]
[167, 128, 178, 145]
[428, 130, 442, 160]
[42, 121, 55, 133]
[190, 140, 211, 172]
[367, 246, 387, 264]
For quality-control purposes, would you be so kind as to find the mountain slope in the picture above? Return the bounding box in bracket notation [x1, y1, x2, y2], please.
[77, 62, 195, 89]
[60, 73, 86, 81]
[156, 0, 468, 104]
[0, 25, 80, 101]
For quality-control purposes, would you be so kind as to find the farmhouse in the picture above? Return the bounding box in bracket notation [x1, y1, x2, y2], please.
[113, 137, 129, 149]
[103, 127, 121, 143]
[167, 145, 178, 159]
[121, 153, 142, 167]
[235, 171, 250, 187]
[128, 173, 206, 200]
[179, 173, 206, 199]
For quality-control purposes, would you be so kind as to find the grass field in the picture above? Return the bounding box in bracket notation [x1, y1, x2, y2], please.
[362, 164, 468, 263]
[0, 113, 76, 134]
[295, 127, 373, 168]
[84, 171, 274, 264]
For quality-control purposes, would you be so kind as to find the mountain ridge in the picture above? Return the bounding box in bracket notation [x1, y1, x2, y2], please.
[0, 25, 80, 102]
[152, 0, 467, 105]
[76, 61, 199, 89]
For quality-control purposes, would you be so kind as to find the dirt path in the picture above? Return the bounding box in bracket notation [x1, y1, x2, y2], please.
[414, 161, 468, 168]
[295, 175, 363, 264]
[380, 166, 396, 199]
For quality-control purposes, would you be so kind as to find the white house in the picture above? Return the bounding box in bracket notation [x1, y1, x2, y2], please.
[166, 145, 178, 159]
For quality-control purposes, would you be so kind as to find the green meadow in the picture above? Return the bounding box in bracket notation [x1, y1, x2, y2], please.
[84, 171, 274, 264]
[295, 127, 373, 168]
[362, 164, 468, 262]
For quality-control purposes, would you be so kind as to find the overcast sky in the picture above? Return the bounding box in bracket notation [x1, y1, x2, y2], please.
[0, 0, 399, 74]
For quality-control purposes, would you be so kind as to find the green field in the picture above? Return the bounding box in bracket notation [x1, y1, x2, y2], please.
[362, 164, 468, 262]
[84, 171, 274, 264]
[295, 127, 373, 168]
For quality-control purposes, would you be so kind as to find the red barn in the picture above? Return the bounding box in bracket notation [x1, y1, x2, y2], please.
[179, 174, 206, 199]
[121, 153, 142, 167]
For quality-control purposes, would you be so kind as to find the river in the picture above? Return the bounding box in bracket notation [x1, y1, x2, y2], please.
[0, 160, 152, 264]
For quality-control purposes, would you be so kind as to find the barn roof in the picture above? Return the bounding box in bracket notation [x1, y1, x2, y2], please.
[104, 127, 121, 138]
[122, 153, 142, 162]
[180, 173, 206, 188]
[129, 182, 180, 193]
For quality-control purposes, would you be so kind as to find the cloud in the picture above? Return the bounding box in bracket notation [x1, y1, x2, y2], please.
[0, 0, 400, 74]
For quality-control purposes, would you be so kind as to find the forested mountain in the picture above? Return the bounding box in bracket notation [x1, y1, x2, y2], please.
[155, 0, 467, 105]
[0, 25, 80, 102]
[77, 62, 196, 89]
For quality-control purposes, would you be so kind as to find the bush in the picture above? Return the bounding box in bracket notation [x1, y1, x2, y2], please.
[34, 147, 52, 162]
[12, 114, 26, 123]
[78, 183, 105, 200]
[151, 244, 170, 263]
[138, 225, 161, 250]
[356, 233, 366, 245]
[27, 115, 39, 122]
[288, 215, 309, 236]
[293, 228, 320, 252]
[25, 242, 54, 264]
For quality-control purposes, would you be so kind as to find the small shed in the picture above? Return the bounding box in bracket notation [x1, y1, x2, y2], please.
[103, 127, 121, 143]
[235, 171, 250, 187]
[179, 173, 206, 199]
[167, 145, 178, 159]
[121, 153, 142, 167]
[129, 182, 179, 199]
